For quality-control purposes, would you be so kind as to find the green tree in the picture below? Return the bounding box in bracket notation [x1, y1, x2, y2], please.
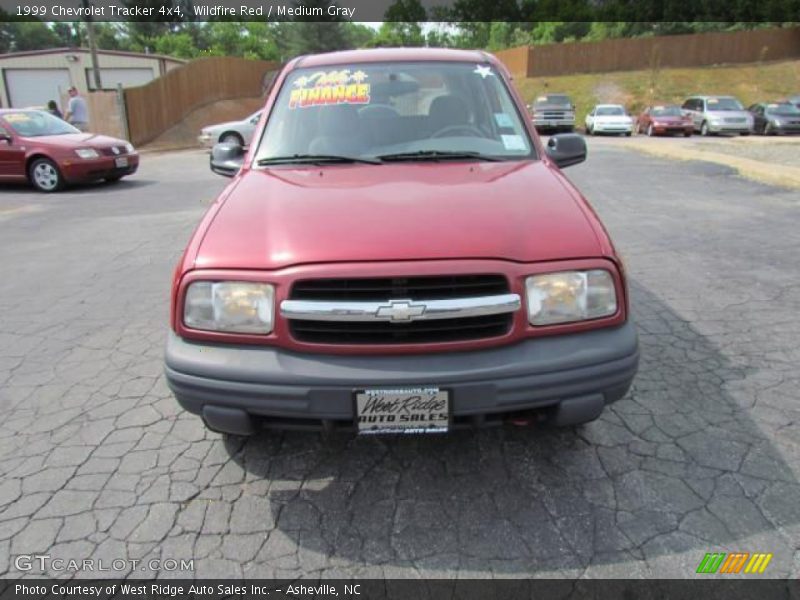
[279, 0, 352, 58]
[425, 26, 455, 48]
[3, 21, 60, 51]
[153, 31, 199, 58]
[344, 23, 377, 48]
[370, 22, 424, 47]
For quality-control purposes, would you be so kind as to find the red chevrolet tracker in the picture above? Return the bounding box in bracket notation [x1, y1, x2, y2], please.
[165, 48, 639, 437]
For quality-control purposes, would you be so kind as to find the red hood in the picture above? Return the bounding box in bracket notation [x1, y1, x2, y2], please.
[194, 161, 603, 270]
[22, 133, 128, 148]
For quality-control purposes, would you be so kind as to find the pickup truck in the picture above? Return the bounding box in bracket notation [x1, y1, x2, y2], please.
[529, 94, 576, 133]
[165, 48, 639, 437]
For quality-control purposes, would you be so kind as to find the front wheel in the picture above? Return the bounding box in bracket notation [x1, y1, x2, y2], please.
[105, 175, 123, 183]
[739, 132, 750, 137]
[700, 121, 710, 136]
[625, 131, 632, 137]
[29, 158, 64, 193]
[647, 124, 654, 137]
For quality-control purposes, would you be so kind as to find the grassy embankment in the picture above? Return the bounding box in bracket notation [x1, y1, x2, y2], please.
[515, 59, 800, 123]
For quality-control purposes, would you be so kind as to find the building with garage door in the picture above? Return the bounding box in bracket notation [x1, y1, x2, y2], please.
[0, 48, 185, 109]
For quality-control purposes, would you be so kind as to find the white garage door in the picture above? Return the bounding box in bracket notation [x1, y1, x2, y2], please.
[87, 68, 155, 90]
[5, 69, 72, 108]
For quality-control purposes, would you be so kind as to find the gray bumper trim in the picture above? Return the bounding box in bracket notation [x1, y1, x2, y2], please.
[164, 321, 639, 423]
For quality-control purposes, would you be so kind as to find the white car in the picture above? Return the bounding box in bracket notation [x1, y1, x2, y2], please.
[585, 104, 634, 136]
[198, 110, 263, 148]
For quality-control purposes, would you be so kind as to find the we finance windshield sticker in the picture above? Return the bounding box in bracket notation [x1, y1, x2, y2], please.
[288, 69, 370, 109]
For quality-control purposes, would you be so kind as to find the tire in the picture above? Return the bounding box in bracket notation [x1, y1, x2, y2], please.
[739, 132, 750, 137]
[105, 176, 123, 183]
[219, 132, 244, 146]
[587, 125, 594, 136]
[29, 158, 64, 193]
[647, 124, 654, 137]
[684, 131, 692, 137]
[625, 131, 632, 137]
[700, 121, 710, 136]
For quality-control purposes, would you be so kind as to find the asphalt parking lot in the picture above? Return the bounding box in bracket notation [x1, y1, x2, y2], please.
[0, 143, 798, 579]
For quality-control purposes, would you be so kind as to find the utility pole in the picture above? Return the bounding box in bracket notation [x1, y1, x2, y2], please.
[82, 0, 102, 91]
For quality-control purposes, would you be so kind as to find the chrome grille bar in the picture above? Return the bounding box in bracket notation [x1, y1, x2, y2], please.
[280, 293, 521, 323]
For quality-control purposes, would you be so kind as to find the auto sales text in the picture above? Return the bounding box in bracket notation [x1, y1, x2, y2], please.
[15, 584, 356, 597]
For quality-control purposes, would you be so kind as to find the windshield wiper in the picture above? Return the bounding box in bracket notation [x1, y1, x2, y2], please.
[257, 154, 381, 166]
[375, 150, 501, 162]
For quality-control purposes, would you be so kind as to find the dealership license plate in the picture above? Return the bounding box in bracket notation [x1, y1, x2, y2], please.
[355, 388, 450, 435]
[115, 157, 128, 168]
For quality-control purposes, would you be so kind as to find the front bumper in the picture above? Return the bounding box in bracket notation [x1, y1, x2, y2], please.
[651, 124, 693, 135]
[590, 123, 634, 133]
[533, 119, 575, 130]
[774, 124, 800, 134]
[707, 122, 751, 133]
[61, 154, 139, 182]
[165, 320, 639, 434]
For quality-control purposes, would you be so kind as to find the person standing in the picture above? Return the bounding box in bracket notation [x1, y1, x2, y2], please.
[64, 87, 89, 131]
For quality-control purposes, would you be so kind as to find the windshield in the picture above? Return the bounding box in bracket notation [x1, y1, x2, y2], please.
[255, 62, 535, 164]
[766, 103, 800, 116]
[534, 95, 571, 107]
[651, 106, 682, 117]
[706, 97, 744, 111]
[2, 111, 79, 137]
[596, 106, 625, 116]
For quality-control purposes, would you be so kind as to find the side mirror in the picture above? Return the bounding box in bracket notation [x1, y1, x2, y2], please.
[545, 133, 586, 169]
[0, 133, 12, 144]
[210, 143, 244, 178]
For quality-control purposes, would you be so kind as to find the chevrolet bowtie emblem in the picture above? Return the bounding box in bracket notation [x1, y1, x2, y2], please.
[376, 300, 426, 322]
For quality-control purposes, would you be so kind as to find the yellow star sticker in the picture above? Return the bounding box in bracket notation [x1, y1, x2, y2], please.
[293, 76, 309, 88]
[351, 70, 368, 83]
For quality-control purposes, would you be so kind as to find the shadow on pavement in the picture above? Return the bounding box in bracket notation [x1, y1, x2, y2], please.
[223, 280, 797, 576]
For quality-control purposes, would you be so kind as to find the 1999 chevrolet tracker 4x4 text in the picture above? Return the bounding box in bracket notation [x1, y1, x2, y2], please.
[165, 48, 639, 437]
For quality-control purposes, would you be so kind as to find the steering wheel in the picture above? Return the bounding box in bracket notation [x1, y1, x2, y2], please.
[430, 124, 485, 139]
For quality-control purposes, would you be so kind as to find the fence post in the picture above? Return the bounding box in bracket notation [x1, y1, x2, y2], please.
[116, 83, 130, 142]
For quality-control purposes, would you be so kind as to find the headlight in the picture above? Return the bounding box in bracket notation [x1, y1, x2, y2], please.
[184, 281, 274, 334]
[75, 148, 99, 159]
[772, 119, 782, 127]
[525, 270, 617, 326]
[124, 142, 135, 154]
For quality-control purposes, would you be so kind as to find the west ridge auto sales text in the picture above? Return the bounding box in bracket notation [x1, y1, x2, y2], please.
[17, 584, 360, 596]
[38, 4, 357, 18]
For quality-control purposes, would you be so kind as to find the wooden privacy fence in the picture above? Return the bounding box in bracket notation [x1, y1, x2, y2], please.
[495, 26, 800, 78]
[124, 56, 280, 146]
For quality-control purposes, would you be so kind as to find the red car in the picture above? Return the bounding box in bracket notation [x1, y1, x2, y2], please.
[637, 104, 693, 137]
[0, 109, 139, 192]
[165, 48, 639, 437]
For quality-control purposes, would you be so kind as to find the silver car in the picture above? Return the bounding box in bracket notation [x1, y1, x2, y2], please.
[198, 110, 263, 148]
[681, 95, 753, 136]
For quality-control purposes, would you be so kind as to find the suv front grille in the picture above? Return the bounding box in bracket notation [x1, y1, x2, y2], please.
[290, 274, 509, 301]
[288, 275, 513, 345]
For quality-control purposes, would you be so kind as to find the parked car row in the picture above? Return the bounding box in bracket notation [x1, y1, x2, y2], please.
[566, 94, 800, 138]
